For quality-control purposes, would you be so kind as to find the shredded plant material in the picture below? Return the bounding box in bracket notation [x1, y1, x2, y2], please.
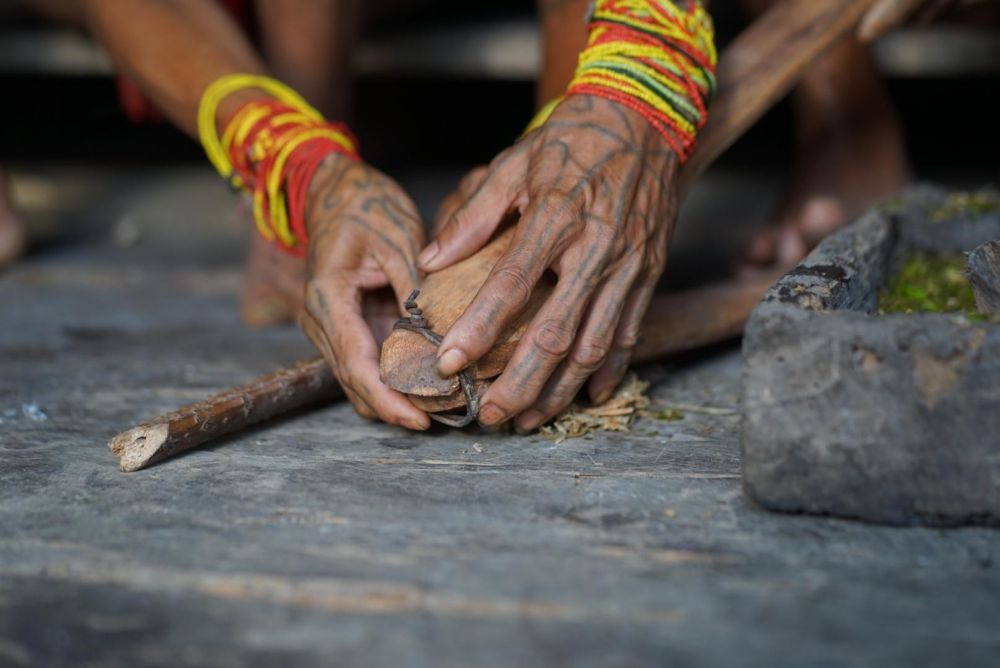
[541, 374, 651, 442]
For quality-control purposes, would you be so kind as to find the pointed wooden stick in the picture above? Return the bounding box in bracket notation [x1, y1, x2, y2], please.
[109, 359, 340, 472]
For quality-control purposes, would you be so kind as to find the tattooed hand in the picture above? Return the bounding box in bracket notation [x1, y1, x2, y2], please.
[301, 153, 431, 430]
[433, 165, 488, 237]
[418, 95, 679, 431]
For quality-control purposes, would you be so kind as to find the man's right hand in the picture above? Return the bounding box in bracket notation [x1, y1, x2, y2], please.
[300, 153, 431, 430]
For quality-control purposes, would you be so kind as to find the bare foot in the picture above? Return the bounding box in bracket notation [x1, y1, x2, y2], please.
[0, 169, 27, 269]
[744, 120, 909, 269]
[240, 227, 306, 327]
[743, 38, 910, 271]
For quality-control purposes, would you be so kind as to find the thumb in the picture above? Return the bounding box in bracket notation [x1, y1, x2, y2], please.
[378, 250, 422, 314]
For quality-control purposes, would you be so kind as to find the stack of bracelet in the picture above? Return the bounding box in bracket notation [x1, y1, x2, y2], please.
[527, 0, 715, 162]
[198, 74, 359, 255]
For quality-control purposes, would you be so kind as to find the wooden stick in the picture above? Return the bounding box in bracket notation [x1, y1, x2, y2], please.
[632, 271, 781, 363]
[110, 0, 872, 470]
[109, 359, 340, 472]
[681, 0, 875, 190]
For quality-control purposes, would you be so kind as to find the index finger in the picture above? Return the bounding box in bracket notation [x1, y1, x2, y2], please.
[434, 200, 564, 377]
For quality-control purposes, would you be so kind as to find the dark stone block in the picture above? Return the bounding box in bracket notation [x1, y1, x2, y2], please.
[742, 186, 1000, 526]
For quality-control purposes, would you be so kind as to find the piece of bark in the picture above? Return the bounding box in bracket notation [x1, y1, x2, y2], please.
[109, 359, 340, 472]
[379, 225, 557, 396]
[966, 240, 1000, 314]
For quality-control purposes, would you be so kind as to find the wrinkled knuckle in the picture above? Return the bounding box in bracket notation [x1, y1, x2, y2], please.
[303, 280, 324, 311]
[485, 387, 522, 416]
[586, 226, 619, 271]
[533, 191, 572, 221]
[645, 245, 667, 275]
[493, 143, 527, 169]
[622, 257, 645, 283]
[446, 204, 474, 232]
[337, 368, 358, 392]
[589, 224, 616, 251]
[535, 197, 587, 248]
[585, 183, 601, 211]
[617, 322, 642, 351]
[491, 263, 533, 306]
[462, 166, 488, 191]
[533, 319, 576, 358]
[350, 399, 375, 420]
[487, 150, 508, 172]
[459, 318, 494, 353]
[572, 338, 611, 370]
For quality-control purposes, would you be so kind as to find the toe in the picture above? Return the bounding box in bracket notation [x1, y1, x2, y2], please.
[799, 197, 847, 244]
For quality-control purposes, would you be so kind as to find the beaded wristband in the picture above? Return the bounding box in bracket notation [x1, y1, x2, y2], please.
[530, 1, 716, 162]
[198, 74, 359, 255]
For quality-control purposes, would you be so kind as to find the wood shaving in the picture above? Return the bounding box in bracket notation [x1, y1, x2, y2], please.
[540, 374, 650, 443]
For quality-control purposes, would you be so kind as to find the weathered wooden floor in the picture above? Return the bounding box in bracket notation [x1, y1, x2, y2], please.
[1, 169, 998, 667]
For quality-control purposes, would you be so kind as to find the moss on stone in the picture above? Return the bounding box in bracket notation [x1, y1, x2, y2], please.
[879, 252, 978, 315]
[929, 190, 1000, 223]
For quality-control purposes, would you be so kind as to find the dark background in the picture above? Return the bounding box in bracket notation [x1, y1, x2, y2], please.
[1, 0, 998, 176]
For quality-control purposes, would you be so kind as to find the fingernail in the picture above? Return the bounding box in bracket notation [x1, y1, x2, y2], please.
[478, 402, 506, 426]
[516, 409, 544, 433]
[417, 241, 439, 269]
[436, 348, 467, 377]
[405, 417, 428, 431]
